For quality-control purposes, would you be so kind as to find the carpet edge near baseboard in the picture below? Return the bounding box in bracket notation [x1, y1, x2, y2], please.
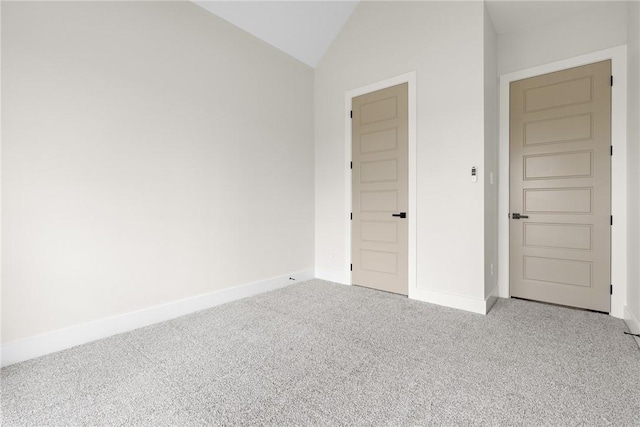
[1, 268, 315, 367]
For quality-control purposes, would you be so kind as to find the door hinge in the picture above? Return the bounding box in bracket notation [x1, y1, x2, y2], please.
[350, 264, 353, 271]
[611, 145, 613, 156]
[350, 110, 353, 119]
[350, 212, 352, 220]
[350, 161, 352, 169]
[611, 215, 613, 225]
[610, 284, 613, 295]
[610, 76, 613, 86]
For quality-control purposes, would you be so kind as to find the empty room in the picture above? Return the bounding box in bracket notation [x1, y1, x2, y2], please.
[2, 0, 640, 425]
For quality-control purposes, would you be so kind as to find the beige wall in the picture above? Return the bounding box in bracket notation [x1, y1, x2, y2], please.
[627, 0, 640, 332]
[484, 8, 499, 299]
[1, 1, 314, 343]
[498, 1, 627, 74]
[314, 1, 488, 302]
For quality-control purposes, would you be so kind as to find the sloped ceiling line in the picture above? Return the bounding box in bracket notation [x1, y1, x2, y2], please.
[194, 1, 359, 68]
[194, 1, 622, 68]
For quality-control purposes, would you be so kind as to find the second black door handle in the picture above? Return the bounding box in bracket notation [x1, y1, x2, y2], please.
[392, 212, 407, 218]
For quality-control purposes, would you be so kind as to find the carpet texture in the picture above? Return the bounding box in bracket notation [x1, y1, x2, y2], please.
[2, 279, 640, 426]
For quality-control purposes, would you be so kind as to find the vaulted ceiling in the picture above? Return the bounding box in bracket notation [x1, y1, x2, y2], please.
[194, 1, 359, 67]
[194, 1, 622, 68]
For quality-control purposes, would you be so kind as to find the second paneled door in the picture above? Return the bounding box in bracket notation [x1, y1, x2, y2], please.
[509, 60, 611, 312]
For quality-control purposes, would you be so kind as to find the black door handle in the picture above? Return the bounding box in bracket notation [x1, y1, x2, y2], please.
[511, 213, 529, 219]
[392, 212, 407, 218]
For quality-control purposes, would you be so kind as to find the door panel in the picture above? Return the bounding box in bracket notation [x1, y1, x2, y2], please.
[510, 60, 611, 312]
[360, 190, 398, 212]
[523, 223, 592, 251]
[360, 250, 398, 274]
[360, 221, 398, 243]
[524, 76, 593, 112]
[361, 129, 398, 153]
[524, 114, 592, 145]
[360, 159, 398, 183]
[523, 256, 592, 288]
[352, 83, 408, 295]
[523, 188, 592, 213]
[524, 151, 593, 179]
[360, 96, 397, 124]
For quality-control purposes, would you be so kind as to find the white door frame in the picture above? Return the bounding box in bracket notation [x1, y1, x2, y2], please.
[344, 71, 417, 295]
[498, 45, 627, 318]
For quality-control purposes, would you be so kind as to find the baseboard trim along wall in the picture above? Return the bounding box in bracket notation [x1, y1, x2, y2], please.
[1, 269, 315, 367]
[410, 287, 497, 315]
[315, 271, 500, 315]
[624, 305, 640, 334]
[315, 269, 349, 286]
[624, 305, 640, 349]
[485, 285, 499, 313]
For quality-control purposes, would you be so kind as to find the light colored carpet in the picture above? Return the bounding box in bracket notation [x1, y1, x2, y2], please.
[2, 279, 640, 426]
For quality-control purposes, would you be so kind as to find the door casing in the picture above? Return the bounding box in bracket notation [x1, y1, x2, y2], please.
[498, 45, 628, 318]
[345, 72, 417, 296]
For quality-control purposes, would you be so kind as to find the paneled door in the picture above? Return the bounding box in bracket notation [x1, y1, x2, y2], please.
[509, 60, 611, 312]
[351, 83, 408, 295]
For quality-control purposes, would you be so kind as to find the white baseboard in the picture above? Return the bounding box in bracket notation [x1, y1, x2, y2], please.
[315, 269, 349, 286]
[410, 287, 493, 315]
[624, 305, 640, 349]
[624, 305, 640, 332]
[1, 269, 315, 367]
[485, 285, 499, 313]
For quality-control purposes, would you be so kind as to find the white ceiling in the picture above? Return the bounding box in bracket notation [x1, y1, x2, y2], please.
[194, 1, 622, 67]
[194, 1, 359, 68]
